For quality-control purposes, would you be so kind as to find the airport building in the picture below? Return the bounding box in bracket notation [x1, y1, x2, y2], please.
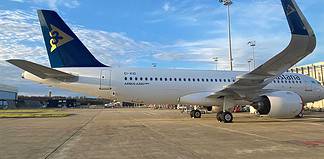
[290, 62, 324, 109]
[0, 84, 18, 109]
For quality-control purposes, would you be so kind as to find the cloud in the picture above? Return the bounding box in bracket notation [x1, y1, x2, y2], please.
[150, 33, 290, 71]
[10, 0, 25, 3]
[8, 0, 81, 10]
[72, 26, 155, 66]
[163, 2, 171, 12]
[147, 1, 225, 26]
[0, 10, 47, 65]
[0, 9, 155, 66]
[0, 7, 292, 72]
[62, 0, 80, 9]
[0, 9, 155, 95]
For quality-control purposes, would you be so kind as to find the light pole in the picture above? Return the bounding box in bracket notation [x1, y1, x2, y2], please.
[212, 57, 218, 70]
[247, 40, 256, 69]
[219, 0, 233, 71]
[248, 59, 253, 71]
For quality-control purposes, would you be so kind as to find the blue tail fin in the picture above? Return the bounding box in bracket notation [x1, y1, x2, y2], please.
[37, 10, 107, 68]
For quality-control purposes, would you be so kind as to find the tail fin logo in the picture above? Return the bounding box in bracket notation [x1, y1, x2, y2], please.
[49, 24, 73, 52]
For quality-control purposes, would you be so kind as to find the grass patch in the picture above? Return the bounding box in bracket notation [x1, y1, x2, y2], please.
[0, 109, 72, 118]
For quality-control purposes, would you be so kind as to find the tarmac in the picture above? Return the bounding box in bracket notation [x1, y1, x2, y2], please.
[1, 108, 324, 159]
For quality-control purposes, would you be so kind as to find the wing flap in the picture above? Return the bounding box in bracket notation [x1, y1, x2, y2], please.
[7, 59, 78, 82]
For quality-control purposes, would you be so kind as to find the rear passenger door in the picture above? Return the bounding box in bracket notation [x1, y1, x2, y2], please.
[99, 69, 111, 90]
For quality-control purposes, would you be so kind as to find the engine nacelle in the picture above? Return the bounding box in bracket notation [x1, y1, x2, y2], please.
[253, 91, 303, 118]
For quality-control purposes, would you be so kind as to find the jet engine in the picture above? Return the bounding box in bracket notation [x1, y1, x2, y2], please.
[252, 91, 303, 118]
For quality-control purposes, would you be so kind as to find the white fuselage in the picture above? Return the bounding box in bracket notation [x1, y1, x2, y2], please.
[23, 67, 324, 106]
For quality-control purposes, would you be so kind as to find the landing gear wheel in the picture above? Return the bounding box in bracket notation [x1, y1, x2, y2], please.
[190, 110, 195, 118]
[193, 110, 201, 118]
[220, 111, 233, 123]
[216, 111, 223, 122]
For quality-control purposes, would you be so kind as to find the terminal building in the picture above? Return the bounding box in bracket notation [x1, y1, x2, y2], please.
[0, 84, 18, 109]
[290, 62, 324, 109]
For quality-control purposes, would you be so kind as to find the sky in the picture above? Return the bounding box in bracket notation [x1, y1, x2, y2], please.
[0, 0, 323, 97]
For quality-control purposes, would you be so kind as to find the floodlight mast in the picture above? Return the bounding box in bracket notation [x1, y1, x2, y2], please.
[212, 57, 218, 70]
[219, 0, 233, 71]
[248, 40, 256, 69]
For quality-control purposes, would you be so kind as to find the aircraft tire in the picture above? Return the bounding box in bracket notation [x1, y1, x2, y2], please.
[193, 110, 201, 118]
[221, 111, 233, 123]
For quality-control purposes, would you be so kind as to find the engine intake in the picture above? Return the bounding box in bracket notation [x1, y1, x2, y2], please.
[252, 91, 303, 118]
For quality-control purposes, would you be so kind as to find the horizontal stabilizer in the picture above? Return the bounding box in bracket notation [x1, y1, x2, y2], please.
[7, 59, 78, 82]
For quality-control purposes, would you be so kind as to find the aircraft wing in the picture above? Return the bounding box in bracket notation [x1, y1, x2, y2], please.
[210, 0, 316, 100]
[7, 59, 78, 82]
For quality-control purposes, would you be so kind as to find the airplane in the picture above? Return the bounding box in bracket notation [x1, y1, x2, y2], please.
[7, 0, 324, 123]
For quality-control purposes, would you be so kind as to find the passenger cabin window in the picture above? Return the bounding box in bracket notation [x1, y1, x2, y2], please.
[124, 77, 127, 80]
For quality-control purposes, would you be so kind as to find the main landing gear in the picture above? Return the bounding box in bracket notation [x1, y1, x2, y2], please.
[189, 109, 233, 123]
[216, 111, 233, 123]
[190, 109, 201, 118]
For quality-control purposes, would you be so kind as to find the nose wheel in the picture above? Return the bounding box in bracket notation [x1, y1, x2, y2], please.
[216, 111, 233, 123]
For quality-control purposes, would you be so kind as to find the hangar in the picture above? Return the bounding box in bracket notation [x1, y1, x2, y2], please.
[0, 84, 18, 109]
